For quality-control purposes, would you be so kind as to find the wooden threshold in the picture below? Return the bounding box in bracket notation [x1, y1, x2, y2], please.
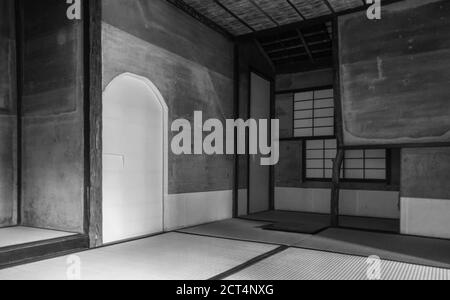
[0, 234, 89, 270]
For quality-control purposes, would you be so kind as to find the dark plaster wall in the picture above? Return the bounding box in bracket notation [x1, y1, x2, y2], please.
[20, 0, 85, 233]
[276, 68, 334, 92]
[102, 0, 235, 194]
[275, 140, 302, 188]
[339, 0, 450, 146]
[402, 147, 450, 200]
[0, 0, 17, 226]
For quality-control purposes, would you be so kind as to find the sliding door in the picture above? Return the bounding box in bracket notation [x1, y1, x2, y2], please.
[248, 72, 272, 214]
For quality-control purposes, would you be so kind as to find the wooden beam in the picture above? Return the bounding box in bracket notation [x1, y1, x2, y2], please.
[322, 0, 336, 15]
[254, 39, 276, 73]
[296, 29, 315, 63]
[86, 0, 103, 248]
[14, 0, 23, 225]
[285, 0, 306, 20]
[247, 0, 279, 27]
[272, 52, 308, 62]
[330, 17, 344, 227]
[261, 36, 301, 47]
[233, 44, 239, 218]
[267, 44, 304, 55]
[165, 0, 233, 39]
[214, 0, 256, 32]
[0, 234, 89, 270]
[276, 57, 332, 74]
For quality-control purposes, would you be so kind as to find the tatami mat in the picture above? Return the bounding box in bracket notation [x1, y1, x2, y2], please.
[0, 232, 277, 280]
[0, 227, 76, 248]
[295, 228, 450, 269]
[226, 248, 450, 280]
[179, 219, 311, 246]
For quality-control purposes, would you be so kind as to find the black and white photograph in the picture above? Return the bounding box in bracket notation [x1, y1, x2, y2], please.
[0, 0, 450, 284]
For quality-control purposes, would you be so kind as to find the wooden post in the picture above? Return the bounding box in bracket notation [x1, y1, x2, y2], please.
[331, 16, 344, 227]
[85, 0, 103, 247]
[331, 149, 344, 226]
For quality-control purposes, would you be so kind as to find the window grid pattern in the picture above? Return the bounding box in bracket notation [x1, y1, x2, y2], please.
[305, 139, 387, 181]
[294, 88, 335, 138]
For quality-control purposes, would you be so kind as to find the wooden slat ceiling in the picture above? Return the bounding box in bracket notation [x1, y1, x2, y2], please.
[181, 0, 364, 36]
[175, 0, 371, 73]
[258, 22, 334, 73]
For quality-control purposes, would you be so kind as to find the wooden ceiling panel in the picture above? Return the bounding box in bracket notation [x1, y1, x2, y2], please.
[252, 0, 303, 25]
[182, 0, 252, 35]
[256, 22, 333, 74]
[328, 0, 363, 12]
[177, 0, 368, 37]
[219, 0, 277, 31]
[290, 0, 332, 18]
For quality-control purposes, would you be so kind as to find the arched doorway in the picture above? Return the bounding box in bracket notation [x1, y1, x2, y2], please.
[102, 73, 168, 244]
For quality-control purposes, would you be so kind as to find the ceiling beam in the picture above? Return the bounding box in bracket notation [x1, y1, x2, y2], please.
[247, 0, 279, 27]
[296, 29, 315, 63]
[213, 0, 256, 32]
[285, 0, 306, 20]
[276, 57, 332, 74]
[253, 39, 276, 72]
[322, 0, 336, 15]
[165, 0, 233, 39]
[272, 52, 309, 62]
[267, 45, 305, 55]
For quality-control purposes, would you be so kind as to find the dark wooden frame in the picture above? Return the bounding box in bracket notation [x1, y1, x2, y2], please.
[301, 141, 390, 184]
[232, 44, 240, 218]
[276, 84, 334, 96]
[84, 0, 103, 247]
[0, 234, 89, 270]
[14, 0, 23, 225]
[330, 16, 344, 227]
[279, 85, 336, 141]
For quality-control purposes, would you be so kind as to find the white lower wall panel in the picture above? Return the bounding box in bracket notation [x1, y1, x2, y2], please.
[401, 197, 450, 240]
[275, 187, 399, 219]
[275, 188, 331, 214]
[164, 190, 233, 231]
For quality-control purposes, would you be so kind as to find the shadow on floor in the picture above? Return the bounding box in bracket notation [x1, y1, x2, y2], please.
[241, 211, 450, 269]
[296, 228, 450, 269]
[242, 210, 400, 233]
